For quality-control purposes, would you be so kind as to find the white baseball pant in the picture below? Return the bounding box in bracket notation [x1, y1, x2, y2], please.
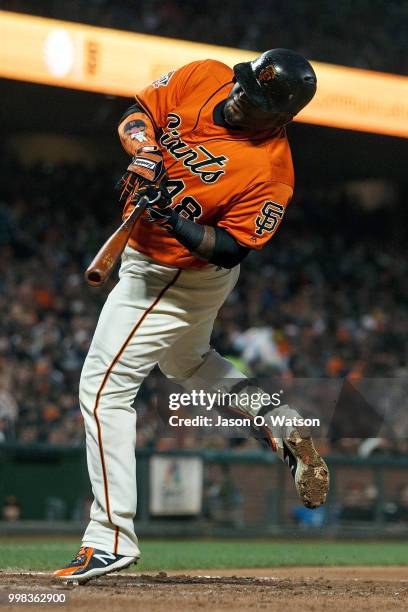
[79, 247, 243, 556]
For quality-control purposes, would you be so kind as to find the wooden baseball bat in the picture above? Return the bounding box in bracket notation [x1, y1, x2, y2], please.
[84, 195, 149, 287]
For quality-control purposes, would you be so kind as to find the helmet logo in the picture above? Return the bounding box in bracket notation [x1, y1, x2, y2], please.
[258, 65, 276, 83]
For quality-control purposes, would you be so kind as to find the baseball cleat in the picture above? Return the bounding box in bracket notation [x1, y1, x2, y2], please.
[277, 427, 329, 509]
[53, 546, 138, 583]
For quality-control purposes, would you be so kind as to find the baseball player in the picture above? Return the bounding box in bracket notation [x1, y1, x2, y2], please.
[54, 49, 329, 582]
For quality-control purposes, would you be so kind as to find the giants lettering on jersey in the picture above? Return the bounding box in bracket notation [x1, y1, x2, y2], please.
[159, 114, 228, 184]
[255, 201, 285, 236]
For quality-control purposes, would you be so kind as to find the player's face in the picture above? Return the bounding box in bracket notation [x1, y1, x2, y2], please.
[223, 82, 294, 130]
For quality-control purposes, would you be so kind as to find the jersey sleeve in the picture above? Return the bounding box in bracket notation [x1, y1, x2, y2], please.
[217, 181, 293, 250]
[135, 60, 208, 130]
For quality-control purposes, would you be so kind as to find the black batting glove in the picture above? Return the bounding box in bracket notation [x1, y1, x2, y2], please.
[116, 170, 142, 203]
[132, 179, 175, 227]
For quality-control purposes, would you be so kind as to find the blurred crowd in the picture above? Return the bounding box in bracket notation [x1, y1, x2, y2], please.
[1, 0, 407, 75]
[0, 158, 407, 452]
[0, 158, 115, 445]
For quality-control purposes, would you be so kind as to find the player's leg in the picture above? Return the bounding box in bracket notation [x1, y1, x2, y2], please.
[80, 262, 185, 557]
[158, 267, 329, 509]
[163, 343, 329, 508]
[157, 262, 241, 381]
[54, 251, 190, 581]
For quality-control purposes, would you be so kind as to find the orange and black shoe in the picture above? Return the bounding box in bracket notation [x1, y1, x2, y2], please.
[53, 546, 138, 583]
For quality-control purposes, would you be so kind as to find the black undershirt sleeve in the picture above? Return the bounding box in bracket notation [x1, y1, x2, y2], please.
[211, 226, 250, 267]
[166, 212, 250, 268]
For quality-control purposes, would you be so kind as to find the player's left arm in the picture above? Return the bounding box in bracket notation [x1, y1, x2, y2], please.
[140, 180, 292, 267]
[216, 180, 293, 251]
[166, 217, 250, 268]
[193, 180, 293, 265]
[130, 182, 248, 267]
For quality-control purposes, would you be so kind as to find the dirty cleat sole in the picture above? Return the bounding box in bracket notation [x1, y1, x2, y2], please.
[283, 428, 330, 509]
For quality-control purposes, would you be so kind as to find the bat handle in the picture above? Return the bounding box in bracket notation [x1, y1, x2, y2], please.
[120, 195, 150, 230]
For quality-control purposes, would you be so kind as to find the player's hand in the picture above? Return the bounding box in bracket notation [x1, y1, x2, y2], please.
[116, 145, 165, 203]
[132, 180, 174, 226]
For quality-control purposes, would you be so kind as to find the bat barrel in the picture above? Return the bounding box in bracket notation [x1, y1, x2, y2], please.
[84, 196, 149, 287]
[85, 269, 105, 286]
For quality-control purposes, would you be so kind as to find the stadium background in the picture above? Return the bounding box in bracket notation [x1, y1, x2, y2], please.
[1, 2, 408, 608]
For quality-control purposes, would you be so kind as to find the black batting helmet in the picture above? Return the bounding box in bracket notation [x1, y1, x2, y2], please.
[233, 48, 317, 114]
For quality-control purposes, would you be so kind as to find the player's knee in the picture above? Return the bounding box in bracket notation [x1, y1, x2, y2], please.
[159, 349, 246, 385]
[158, 354, 205, 380]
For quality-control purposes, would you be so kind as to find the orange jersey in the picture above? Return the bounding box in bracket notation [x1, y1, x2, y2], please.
[124, 59, 294, 268]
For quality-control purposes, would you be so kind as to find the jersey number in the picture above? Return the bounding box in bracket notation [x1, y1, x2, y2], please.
[166, 179, 203, 221]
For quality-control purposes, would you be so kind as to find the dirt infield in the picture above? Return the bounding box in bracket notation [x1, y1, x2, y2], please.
[1, 567, 408, 611]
